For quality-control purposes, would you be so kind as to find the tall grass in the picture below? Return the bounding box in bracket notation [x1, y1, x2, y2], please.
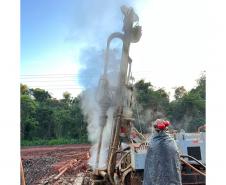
[21, 137, 89, 147]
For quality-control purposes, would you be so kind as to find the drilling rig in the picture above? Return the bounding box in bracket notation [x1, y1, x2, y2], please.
[84, 6, 206, 185]
[83, 5, 143, 184]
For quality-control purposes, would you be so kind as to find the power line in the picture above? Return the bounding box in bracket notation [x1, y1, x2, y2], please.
[21, 80, 81, 82]
[20, 71, 152, 75]
[20, 71, 152, 77]
[36, 88, 84, 90]
[27, 87, 84, 90]
[25, 84, 86, 86]
[21, 73, 78, 76]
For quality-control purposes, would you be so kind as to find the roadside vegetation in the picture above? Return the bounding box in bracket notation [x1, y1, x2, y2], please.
[21, 73, 205, 146]
[21, 138, 87, 147]
[21, 85, 88, 146]
[134, 73, 206, 133]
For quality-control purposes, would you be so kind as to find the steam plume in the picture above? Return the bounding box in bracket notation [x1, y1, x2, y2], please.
[79, 48, 121, 168]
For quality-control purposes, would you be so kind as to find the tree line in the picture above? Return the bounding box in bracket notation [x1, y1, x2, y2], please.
[134, 73, 206, 132]
[21, 85, 87, 144]
[21, 73, 205, 145]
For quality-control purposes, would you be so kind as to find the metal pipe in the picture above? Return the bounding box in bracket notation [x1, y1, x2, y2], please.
[95, 126, 104, 169]
[132, 126, 146, 140]
[180, 154, 206, 168]
[107, 111, 122, 184]
[118, 151, 131, 172]
[20, 159, 26, 185]
[126, 57, 132, 85]
[180, 158, 206, 177]
[95, 32, 124, 170]
[104, 32, 124, 76]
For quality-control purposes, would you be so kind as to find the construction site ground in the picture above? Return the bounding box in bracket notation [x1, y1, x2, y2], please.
[21, 144, 91, 185]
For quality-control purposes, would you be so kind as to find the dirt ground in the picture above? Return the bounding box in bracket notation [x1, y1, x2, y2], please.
[21, 144, 91, 185]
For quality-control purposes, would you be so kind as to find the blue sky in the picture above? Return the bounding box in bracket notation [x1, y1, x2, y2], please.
[21, 0, 207, 99]
[21, 0, 136, 98]
[21, 0, 134, 74]
[21, 0, 75, 72]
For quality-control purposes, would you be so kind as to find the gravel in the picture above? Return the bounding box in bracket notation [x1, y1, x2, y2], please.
[23, 157, 58, 185]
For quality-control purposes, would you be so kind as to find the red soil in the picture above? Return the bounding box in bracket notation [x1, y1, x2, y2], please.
[21, 144, 91, 185]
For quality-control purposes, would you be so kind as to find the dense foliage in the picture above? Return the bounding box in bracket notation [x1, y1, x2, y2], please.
[20, 84, 88, 145]
[134, 73, 206, 132]
[20, 74, 205, 145]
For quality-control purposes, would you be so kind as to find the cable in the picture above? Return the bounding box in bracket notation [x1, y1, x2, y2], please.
[180, 154, 206, 168]
[20, 71, 154, 77]
[180, 158, 206, 177]
[28, 88, 84, 90]
[20, 80, 81, 82]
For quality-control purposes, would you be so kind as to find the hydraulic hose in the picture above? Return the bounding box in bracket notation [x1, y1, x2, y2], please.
[180, 158, 206, 177]
[180, 154, 206, 169]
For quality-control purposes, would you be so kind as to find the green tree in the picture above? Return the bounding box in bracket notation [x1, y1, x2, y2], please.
[21, 95, 38, 139]
[70, 97, 87, 141]
[168, 74, 206, 131]
[63, 91, 71, 101]
[21, 84, 30, 95]
[31, 88, 51, 102]
[135, 80, 153, 109]
[134, 74, 205, 133]
[134, 80, 170, 133]
[174, 86, 187, 99]
[20, 85, 89, 145]
[35, 105, 55, 139]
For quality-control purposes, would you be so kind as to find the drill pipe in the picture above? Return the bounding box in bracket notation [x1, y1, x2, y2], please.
[95, 32, 123, 169]
[95, 114, 108, 169]
[107, 109, 122, 184]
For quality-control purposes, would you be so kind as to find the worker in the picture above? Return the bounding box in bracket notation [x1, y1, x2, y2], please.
[143, 119, 182, 185]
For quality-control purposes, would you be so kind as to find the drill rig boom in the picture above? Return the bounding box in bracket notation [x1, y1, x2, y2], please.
[92, 5, 142, 185]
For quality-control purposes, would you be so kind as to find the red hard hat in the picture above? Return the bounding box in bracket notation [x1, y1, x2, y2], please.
[156, 122, 166, 130]
[155, 119, 162, 124]
[163, 120, 171, 127]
